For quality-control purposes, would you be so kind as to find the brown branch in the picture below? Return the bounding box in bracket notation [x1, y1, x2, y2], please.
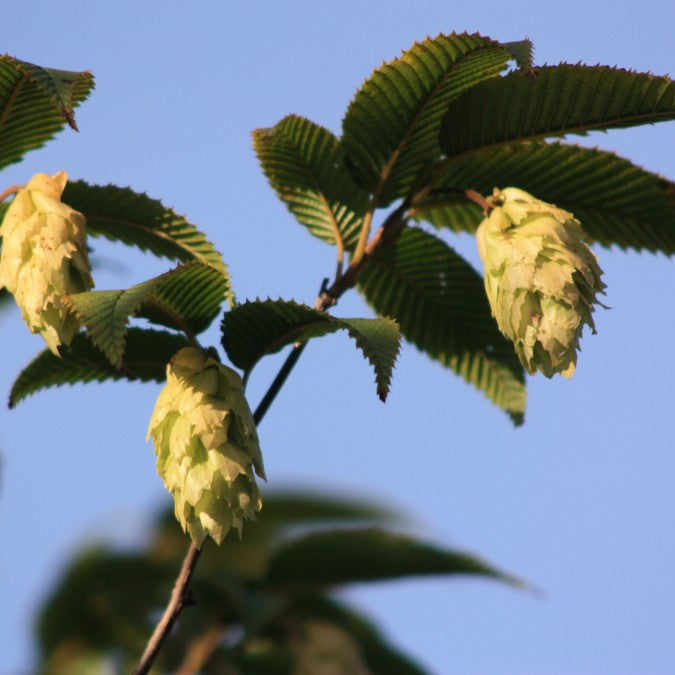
[133, 543, 202, 675]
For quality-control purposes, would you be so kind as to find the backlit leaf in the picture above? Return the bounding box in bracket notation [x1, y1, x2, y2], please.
[0, 56, 94, 169]
[358, 227, 526, 423]
[221, 299, 400, 401]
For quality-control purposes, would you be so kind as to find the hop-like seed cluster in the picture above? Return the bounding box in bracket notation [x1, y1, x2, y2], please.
[147, 347, 265, 546]
[476, 188, 606, 379]
[0, 171, 93, 354]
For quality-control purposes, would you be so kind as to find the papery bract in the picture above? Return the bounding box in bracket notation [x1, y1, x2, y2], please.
[147, 347, 265, 546]
[476, 187, 606, 378]
[0, 171, 93, 354]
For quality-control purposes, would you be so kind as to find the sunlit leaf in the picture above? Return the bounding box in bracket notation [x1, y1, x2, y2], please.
[66, 262, 229, 367]
[0, 56, 94, 170]
[440, 65, 675, 159]
[253, 115, 368, 248]
[266, 528, 524, 588]
[342, 33, 532, 206]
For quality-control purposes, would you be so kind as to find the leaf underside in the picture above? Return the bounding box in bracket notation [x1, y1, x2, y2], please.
[358, 227, 526, 423]
[341, 33, 532, 207]
[414, 142, 675, 254]
[9, 328, 188, 407]
[67, 262, 229, 367]
[440, 64, 675, 160]
[0, 56, 94, 170]
[221, 299, 400, 401]
[60, 180, 231, 281]
[253, 115, 369, 248]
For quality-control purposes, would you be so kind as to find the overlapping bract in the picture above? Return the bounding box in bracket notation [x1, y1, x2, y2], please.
[0, 170, 93, 354]
[476, 188, 606, 378]
[147, 347, 265, 547]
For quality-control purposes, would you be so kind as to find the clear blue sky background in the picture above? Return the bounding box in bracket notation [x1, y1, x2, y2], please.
[2, 2, 674, 673]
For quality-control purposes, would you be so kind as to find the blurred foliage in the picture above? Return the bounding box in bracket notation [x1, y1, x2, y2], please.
[36, 490, 523, 674]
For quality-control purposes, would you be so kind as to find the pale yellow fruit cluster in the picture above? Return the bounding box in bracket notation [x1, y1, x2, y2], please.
[0, 171, 93, 354]
[147, 347, 265, 547]
[476, 188, 606, 378]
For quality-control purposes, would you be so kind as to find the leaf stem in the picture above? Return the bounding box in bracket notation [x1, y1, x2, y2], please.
[0, 185, 21, 203]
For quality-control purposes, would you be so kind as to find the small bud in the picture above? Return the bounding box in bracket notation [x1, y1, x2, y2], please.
[476, 188, 606, 378]
[0, 171, 93, 354]
[147, 347, 265, 547]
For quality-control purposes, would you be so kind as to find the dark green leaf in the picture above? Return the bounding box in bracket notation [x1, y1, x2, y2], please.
[0, 56, 94, 169]
[266, 528, 523, 588]
[37, 550, 172, 660]
[8, 328, 189, 407]
[440, 65, 675, 160]
[414, 142, 675, 254]
[61, 180, 230, 278]
[358, 227, 525, 423]
[289, 595, 429, 675]
[253, 115, 369, 248]
[67, 262, 230, 366]
[222, 299, 400, 401]
[342, 33, 532, 206]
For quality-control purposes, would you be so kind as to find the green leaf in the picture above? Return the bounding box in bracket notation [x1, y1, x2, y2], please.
[8, 328, 188, 407]
[265, 528, 524, 589]
[253, 115, 369, 249]
[440, 65, 675, 160]
[414, 142, 675, 254]
[288, 595, 429, 675]
[341, 33, 532, 207]
[37, 550, 172, 660]
[61, 180, 230, 277]
[0, 56, 94, 169]
[67, 262, 229, 367]
[358, 226, 526, 423]
[221, 299, 400, 401]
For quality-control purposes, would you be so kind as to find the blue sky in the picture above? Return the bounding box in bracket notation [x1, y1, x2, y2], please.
[2, 2, 674, 673]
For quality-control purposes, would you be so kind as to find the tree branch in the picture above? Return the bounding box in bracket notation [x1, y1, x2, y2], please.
[132, 544, 202, 675]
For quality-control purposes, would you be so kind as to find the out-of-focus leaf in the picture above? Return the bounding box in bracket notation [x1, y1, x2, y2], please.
[265, 527, 524, 588]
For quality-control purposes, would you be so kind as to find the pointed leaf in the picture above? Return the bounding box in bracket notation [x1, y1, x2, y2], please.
[440, 65, 675, 160]
[0, 56, 94, 169]
[341, 33, 532, 207]
[67, 262, 230, 367]
[358, 227, 526, 423]
[415, 142, 675, 254]
[253, 115, 368, 248]
[221, 299, 400, 401]
[8, 328, 189, 407]
[59, 180, 230, 278]
[265, 528, 524, 588]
